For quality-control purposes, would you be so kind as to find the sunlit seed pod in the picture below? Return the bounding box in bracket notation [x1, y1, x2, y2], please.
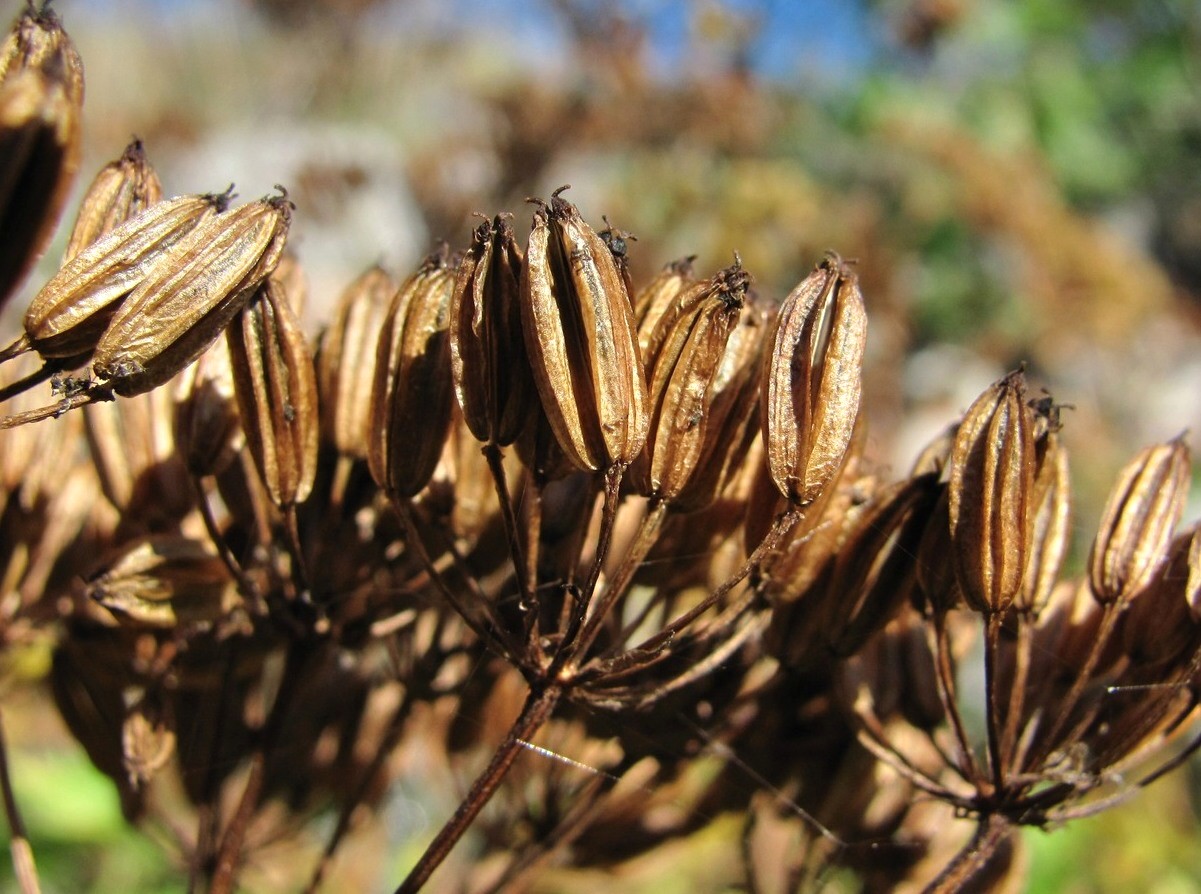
[19, 190, 229, 361]
[634, 256, 696, 358]
[520, 186, 649, 472]
[92, 191, 292, 397]
[368, 248, 456, 498]
[0, 4, 83, 312]
[947, 369, 1035, 615]
[64, 138, 162, 262]
[84, 535, 239, 629]
[268, 250, 307, 317]
[450, 213, 534, 447]
[227, 276, 319, 508]
[318, 264, 394, 458]
[636, 259, 748, 504]
[1013, 430, 1070, 615]
[1087, 435, 1190, 606]
[173, 338, 243, 479]
[761, 253, 867, 506]
[1187, 528, 1201, 623]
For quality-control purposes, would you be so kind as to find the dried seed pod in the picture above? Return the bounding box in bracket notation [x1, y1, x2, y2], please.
[1087, 436, 1190, 606]
[173, 338, 242, 478]
[1187, 529, 1201, 623]
[85, 535, 238, 629]
[17, 190, 229, 361]
[227, 277, 319, 508]
[92, 191, 292, 397]
[947, 369, 1035, 615]
[450, 214, 534, 447]
[64, 138, 162, 261]
[634, 256, 696, 357]
[520, 187, 649, 471]
[368, 249, 456, 498]
[761, 253, 867, 505]
[1121, 525, 1199, 666]
[318, 264, 394, 458]
[636, 259, 748, 504]
[0, 4, 83, 312]
[914, 484, 961, 615]
[1013, 429, 1070, 615]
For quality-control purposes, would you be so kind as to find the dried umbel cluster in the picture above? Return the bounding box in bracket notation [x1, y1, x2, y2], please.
[0, 5, 1199, 894]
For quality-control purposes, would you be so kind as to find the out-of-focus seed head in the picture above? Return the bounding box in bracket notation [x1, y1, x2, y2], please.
[318, 264, 394, 458]
[450, 213, 534, 447]
[368, 247, 456, 498]
[65, 138, 163, 262]
[1087, 436, 1190, 606]
[761, 253, 867, 506]
[227, 275, 319, 508]
[947, 369, 1035, 615]
[520, 186, 649, 471]
[636, 258, 749, 504]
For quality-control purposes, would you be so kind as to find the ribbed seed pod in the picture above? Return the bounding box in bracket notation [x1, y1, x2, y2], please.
[18, 191, 229, 361]
[1087, 436, 1190, 606]
[1013, 429, 1070, 615]
[0, 4, 83, 312]
[368, 249, 456, 498]
[318, 264, 394, 458]
[520, 187, 649, 472]
[914, 484, 960, 615]
[450, 214, 534, 447]
[947, 369, 1035, 615]
[634, 256, 696, 357]
[65, 138, 162, 261]
[93, 191, 292, 397]
[636, 260, 748, 503]
[761, 253, 867, 505]
[173, 338, 242, 478]
[227, 277, 319, 507]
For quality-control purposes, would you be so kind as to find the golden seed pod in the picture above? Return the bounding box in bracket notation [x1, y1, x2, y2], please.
[173, 338, 242, 479]
[947, 369, 1035, 615]
[1187, 528, 1201, 622]
[636, 259, 749, 504]
[520, 187, 649, 472]
[761, 253, 867, 505]
[64, 138, 162, 262]
[18, 190, 229, 362]
[634, 255, 696, 358]
[84, 535, 238, 629]
[318, 264, 394, 458]
[1087, 436, 1190, 606]
[368, 249, 456, 498]
[0, 4, 83, 312]
[450, 214, 534, 447]
[1013, 429, 1071, 615]
[227, 277, 319, 508]
[92, 191, 292, 397]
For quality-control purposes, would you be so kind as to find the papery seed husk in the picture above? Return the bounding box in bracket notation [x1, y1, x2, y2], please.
[947, 369, 1035, 615]
[450, 214, 533, 447]
[65, 138, 162, 262]
[634, 256, 696, 358]
[227, 277, 319, 507]
[368, 249, 456, 498]
[520, 188, 649, 471]
[1087, 436, 1190, 606]
[1014, 430, 1070, 615]
[0, 5, 83, 312]
[22, 191, 228, 360]
[914, 484, 961, 615]
[761, 254, 866, 505]
[1121, 525, 1199, 666]
[174, 338, 243, 478]
[318, 264, 394, 458]
[93, 192, 292, 397]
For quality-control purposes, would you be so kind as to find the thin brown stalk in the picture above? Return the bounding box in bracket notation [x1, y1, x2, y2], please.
[0, 387, 109, 428]
[393, 684, 563, 894]
[191, 474, 266, 616]
[0, 361, 55, 405]
[921, 813, 1012, 894]
[929, 616, 985, 787]
[983, 612, 1005, 790]
[484, 443, 532, 607]
[1000, 615, 1033, 776]
[0, 707, 40, 894]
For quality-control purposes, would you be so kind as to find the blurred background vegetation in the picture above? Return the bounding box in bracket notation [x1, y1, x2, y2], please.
[3, 0, 1201, 890]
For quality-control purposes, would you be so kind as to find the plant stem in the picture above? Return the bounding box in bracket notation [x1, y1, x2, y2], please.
[0, 707, 40, 894]
[922, 813, 1012, 894]
[393, 684, 563, 894]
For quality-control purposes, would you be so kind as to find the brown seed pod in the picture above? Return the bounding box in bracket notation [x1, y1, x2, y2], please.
[0, 3, 83, 312]
[450, 213, 534, 447]
[947, 369, 1035, 615]
[173, 338, 243, 479]
[634, 255, 696, 358]
[92, 191, 292, 397]
[368, 248, 456, 498]
[520, 186, 648, 472]
[227, 276, 319, 508]
[65, 138, 163, 262]
[1013, 428, 1071, 615]
[1087, 436, 1190, 606]
[761, 253, 867, 505]
[318, 264, 394, 458]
